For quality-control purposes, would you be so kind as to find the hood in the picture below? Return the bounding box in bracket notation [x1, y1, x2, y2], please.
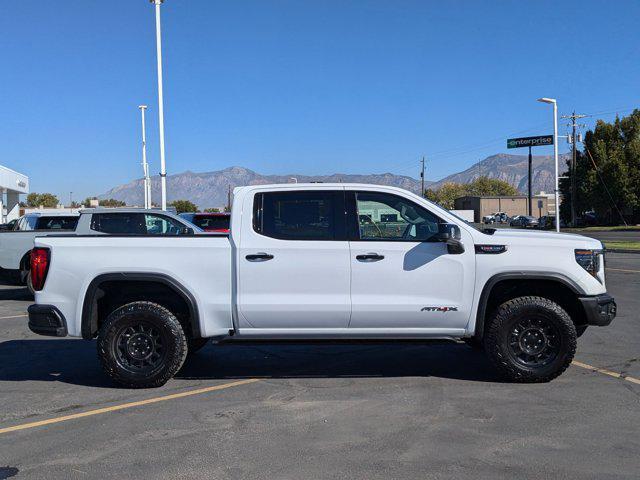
[483, 228, 603, 248]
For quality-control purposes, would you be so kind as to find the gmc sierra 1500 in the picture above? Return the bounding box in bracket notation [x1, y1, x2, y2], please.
[28, 184, 616, 388]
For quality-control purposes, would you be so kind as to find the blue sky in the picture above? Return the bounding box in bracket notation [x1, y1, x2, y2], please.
[1, 0, 639, 201]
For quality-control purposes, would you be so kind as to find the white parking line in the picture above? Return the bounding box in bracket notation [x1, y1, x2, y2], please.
[0, 314, 27, 320]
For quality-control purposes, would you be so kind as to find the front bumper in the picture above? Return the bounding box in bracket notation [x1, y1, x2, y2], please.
[28, 304, 68, 337]
[578, 294, 617, 326]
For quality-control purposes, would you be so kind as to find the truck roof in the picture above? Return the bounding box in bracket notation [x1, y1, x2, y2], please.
[79, 207, 178, 215]
[25, 211, 80, 217]
[233, 183, 417, 194]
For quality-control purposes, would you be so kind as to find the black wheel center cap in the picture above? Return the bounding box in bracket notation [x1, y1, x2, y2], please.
[519, 328, 547, 355]
[126, 333, 154, 360]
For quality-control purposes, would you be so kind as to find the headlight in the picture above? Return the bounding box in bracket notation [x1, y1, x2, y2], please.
[575, 249, 603, 282]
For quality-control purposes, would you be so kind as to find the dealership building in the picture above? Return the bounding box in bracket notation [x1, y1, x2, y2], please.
[0, 165, 29, 223]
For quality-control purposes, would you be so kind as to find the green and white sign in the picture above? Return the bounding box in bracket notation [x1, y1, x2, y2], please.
[507, 135, 553, 149]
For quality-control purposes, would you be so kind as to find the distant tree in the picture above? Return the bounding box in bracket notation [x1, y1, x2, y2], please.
[170, 200, 198, 214]
[70, 201, 82, 208]
[224, 205, 231, 213]
[465, 176, 518, 197]
[81, 197, 126, 208]
[425, 176, 517, 210]
[203, 207, 220, 213]
[561, 109, 640, 224]
[98, 198, 127, 208]
[425, 183, 467, 209]
[26, 192, 59, 208]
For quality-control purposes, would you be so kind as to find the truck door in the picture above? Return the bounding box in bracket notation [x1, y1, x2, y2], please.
[237, 189, 351, 329]
[347, 190, 475, 330]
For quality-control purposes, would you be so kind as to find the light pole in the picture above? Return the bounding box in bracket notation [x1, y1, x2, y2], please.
[138, 105, 151, 208]
[150, 0, 167, 210]
[538, 97, 560, 232]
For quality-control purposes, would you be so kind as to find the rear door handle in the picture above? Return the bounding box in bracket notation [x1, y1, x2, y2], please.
[245, 252, 274, 262]
[356, 253, 384, 262]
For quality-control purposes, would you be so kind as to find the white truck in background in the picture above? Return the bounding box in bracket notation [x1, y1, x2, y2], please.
[28, 184, 616, 388]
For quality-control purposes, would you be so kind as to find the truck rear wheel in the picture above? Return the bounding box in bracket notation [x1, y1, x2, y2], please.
[484, 296, 577, 383]
[97, 301, 188, 388]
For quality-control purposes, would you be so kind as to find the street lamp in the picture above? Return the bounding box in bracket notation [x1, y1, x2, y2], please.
[538, 97, 560, 232]
[138, 105, 151, 208]
[150, 0, 167, 210]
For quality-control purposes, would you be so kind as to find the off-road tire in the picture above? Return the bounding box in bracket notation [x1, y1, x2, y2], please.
[187, 337, 209, 355]
[484, 296, 577, 383]
[97, 301, 188, 388]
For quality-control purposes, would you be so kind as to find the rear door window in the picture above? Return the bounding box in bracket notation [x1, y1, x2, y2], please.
[253, 191, 345, 241]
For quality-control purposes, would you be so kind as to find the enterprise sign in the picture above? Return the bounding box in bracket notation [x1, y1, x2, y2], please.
[507, 135, 554, 149]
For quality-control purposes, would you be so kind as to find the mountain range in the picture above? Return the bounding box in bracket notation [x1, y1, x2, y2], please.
[99, 153, 570, 209]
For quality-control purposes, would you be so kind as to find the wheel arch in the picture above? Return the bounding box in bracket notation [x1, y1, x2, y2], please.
[473, 272, 586, 341]
[81, 272, 201, 340]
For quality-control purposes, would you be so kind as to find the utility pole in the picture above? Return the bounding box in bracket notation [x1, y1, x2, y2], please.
[150, 0, 167, 210]
[561, 111, 587, 227]
[138, 105, 151, 209]
[420, 156, 425, 197]
[527, 146, 532, 216]
[227, 185, 231, 212]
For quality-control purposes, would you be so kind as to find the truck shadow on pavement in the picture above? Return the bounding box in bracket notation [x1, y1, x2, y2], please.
[0, 339, 503, 388]
[0, 285, 32, 302]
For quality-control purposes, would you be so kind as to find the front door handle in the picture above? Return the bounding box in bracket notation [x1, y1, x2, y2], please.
[246, 252, 274, 262]
[356, 253, 384, 262]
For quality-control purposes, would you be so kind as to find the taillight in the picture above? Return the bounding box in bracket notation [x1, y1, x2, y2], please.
[30, 247, 50, 291]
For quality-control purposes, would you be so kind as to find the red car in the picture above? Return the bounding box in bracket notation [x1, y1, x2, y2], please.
[179, 212, 230, 233]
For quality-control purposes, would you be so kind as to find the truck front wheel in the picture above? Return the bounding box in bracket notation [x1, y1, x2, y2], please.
[97, 301, 188, 388]
[484, 296, 577, 383]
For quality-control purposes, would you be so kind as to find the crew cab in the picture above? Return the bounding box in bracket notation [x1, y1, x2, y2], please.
[28, 184, 616, 388]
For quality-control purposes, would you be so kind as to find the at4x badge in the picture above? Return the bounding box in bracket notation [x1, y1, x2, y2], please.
[421, 306, 459, 312]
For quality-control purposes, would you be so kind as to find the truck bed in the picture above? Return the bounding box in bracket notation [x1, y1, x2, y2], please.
[33, 235, 234, 337]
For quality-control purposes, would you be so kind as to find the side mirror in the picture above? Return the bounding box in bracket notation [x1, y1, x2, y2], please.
[181, 227, 195, 235]
[435, 223, 461, 242]
[435, 223, 464, 255]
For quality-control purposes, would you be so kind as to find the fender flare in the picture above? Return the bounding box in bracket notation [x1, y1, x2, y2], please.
[81, 272, 201, 340]
[472, 271, 585, 341]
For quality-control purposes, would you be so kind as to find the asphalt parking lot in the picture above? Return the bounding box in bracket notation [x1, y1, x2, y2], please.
[0, 254, 639, 479]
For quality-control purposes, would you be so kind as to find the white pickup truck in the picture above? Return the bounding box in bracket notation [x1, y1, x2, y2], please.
[28, 184, 616, 388]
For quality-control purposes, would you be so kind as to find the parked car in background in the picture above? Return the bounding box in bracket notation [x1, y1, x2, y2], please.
[78, 208, 199, 236]
[0, 209, 200, 293]
[179, 212, 231, 233]
[483, 212, 508, 224]
[510, 215, 539, 228]
[0, 212, 80, 291]
[538, 216, 566, 230]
